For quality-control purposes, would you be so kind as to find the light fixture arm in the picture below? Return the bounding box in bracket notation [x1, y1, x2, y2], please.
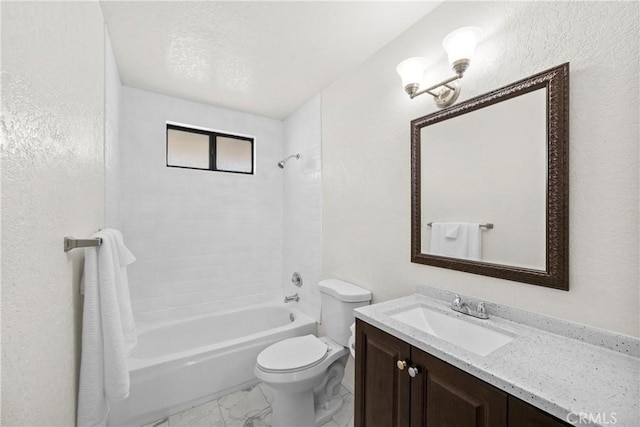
[408, 74, 462, 99]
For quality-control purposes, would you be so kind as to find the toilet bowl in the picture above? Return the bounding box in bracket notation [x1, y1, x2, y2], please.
[254, 279, 371, 427]
[255, 335, 348, 426]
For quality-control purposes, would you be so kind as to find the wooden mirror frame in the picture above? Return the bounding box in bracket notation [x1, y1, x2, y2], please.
[411, 63, 569, 290]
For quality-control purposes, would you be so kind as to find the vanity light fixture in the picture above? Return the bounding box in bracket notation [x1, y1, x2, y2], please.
[397, 26, 482, 108]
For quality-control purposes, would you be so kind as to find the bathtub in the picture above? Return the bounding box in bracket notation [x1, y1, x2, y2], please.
[108, 304, 316, 426]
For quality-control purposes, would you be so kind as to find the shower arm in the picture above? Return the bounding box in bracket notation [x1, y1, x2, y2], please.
[277, 153, 300, 168]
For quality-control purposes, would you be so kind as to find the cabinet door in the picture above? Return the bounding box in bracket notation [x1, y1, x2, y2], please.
[355, 319, 411, 427]
[508, 396, 571, 427]
[410, 347, 507, 427]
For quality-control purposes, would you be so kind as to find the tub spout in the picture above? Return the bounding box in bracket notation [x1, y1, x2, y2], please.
[284, 293, 299, 303]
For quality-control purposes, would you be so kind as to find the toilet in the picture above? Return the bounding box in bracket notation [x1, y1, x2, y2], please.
[254, 279, 371, 427]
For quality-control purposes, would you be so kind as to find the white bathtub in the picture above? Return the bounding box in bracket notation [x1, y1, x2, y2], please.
[107, 304, 316, 426]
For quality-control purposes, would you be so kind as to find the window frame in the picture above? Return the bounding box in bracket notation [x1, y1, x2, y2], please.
[166, 123, 255, 175]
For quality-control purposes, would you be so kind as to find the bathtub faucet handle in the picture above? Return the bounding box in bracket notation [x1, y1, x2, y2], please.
[291, 272, 303, 287]
[284, 293, 299, 303]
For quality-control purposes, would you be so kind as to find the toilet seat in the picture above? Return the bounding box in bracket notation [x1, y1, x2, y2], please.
[257, 335, 328, 373]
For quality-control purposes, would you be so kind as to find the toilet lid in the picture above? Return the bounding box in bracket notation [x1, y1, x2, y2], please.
[257, 335, 328, 372]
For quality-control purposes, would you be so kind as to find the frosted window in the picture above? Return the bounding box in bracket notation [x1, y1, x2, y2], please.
[167, 129, 210, 169]
[166, 124, 254, 174]
[216, 136, 253, 173]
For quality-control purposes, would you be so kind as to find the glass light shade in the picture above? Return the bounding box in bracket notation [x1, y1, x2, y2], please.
[442, 26, 483, 65]
[396, 57, 429, 87]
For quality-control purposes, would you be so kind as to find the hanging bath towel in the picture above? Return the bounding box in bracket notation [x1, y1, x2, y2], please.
[430, 222, 482, 261]
[77, 229, 136, 427]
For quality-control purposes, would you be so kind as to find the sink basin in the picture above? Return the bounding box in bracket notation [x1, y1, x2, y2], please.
[390, 306, 513, 356]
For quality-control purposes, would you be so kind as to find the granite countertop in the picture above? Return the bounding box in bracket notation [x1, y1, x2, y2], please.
[354, 285, 640, 427]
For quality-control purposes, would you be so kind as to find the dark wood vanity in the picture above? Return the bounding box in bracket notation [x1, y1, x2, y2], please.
[354, 320, 570, 427]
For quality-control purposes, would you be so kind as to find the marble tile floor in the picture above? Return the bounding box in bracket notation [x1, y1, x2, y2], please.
[143, 383, 354, 427]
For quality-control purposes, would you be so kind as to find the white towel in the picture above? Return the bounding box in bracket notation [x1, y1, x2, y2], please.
[77, 229, 136, 427]
[105, 229, 137, 354]
[465, 224, 482, 261]
[430, 223, 482, 261]
[445, 223, 460, 239]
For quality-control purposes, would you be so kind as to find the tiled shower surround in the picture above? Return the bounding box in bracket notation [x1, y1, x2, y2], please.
[282, 95, 323, 322]
[118, 87, 283, 322]
[115, 86, 323, 324]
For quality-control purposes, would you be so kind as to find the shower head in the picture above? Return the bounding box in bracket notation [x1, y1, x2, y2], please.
[277, 153, 300, 169]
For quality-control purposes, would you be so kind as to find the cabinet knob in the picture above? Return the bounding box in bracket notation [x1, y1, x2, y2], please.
[408, 366, 420, 378]
[396, 360, 407, 370]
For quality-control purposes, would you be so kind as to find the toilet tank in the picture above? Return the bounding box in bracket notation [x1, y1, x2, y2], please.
[319, 279, 372, 346]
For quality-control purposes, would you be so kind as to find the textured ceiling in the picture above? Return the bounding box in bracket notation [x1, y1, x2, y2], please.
[100, 1, 441, 119]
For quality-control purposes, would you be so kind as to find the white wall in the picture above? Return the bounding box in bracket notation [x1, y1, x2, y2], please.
[1, 2, 105, 424]
[119, 87, 284, 323]
[105, 29, 122, 229]
[322, 1, 639, 336]
[282, 95, 323, 321]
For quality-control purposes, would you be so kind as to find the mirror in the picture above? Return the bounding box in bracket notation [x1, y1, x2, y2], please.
[411, 63, 569, 290]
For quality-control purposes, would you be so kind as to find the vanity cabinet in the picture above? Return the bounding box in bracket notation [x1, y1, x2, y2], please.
[355, 320, 570, 427]
[507, 397, 572, 427]
[354, 318, 412, 426]
[409, 346, 507, 427]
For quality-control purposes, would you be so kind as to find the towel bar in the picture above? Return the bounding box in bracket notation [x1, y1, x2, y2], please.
[426, 222, 494, 230]
[64, 236, 102, 252]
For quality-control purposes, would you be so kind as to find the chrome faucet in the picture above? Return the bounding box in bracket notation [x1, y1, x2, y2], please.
[284, 293, 299, 303]
[451, 294, 488, 319]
